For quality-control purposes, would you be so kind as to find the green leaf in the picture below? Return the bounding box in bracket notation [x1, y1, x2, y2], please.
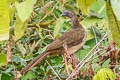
[90, 0, 107, 20]
[81, 17, 103, 40]
[77, 0, 95, 15]
[86, 29, 94, 40]
[93, 68, 115, 80]
[90, 0, 105, 12]
[15, 0, 37, 22]
[106, 1, 120, 47]
[0, 54, 7, 66]
[14, 15, 28, 41]
[76, 49, 88, 60]
[11, 56, 26, 66]
[53, 17, 65, 39]
[81, 17, 102, 28]
[1, 73, 13, 80]
[21, 71, 36, 80]
[0, 0, 9, 41]
[7, 0, 15, 4]
[14, 0, 37, 41]
[111, 0, 120, 21]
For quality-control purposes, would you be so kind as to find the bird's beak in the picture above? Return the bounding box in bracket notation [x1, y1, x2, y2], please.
[61, 12, 67, 16]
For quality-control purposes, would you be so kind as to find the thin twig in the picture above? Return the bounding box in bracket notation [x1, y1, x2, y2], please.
[88, 51, 105, 62]
[88, 47, 114, 64]
[92, 27, 98, 45]
[67, 31, 110, 79]
[110, 65, 120, 67]
[76, 31, 109, 71]
[75, 49, 100, 72]
[46, 60, 62, 80]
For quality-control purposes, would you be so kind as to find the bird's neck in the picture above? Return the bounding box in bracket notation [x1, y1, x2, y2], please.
[71, 16, 82, 29]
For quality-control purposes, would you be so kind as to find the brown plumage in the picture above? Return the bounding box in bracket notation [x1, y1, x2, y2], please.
[20, 10, 87, 75]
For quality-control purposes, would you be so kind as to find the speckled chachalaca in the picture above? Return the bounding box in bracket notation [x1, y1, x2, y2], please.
[20, 10, 87, 75]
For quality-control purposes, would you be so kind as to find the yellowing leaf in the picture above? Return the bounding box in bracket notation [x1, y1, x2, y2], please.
[68, 65, 74, 71]
[77, 0, 95, 15]
[111, 0, 120, 21]
[7, 0, 15, 4]
[106, 1, 120, 47]
[0, 54, 7, 66]
[0, 0, 9, 41]
[15, 0, 37, 22]
[93, 68, 115, 80]
[53, 17, 65, 39]
[14, 15, 28, 41]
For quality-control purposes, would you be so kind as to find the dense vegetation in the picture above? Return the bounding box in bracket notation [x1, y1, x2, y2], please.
[0, 0, 120, 80]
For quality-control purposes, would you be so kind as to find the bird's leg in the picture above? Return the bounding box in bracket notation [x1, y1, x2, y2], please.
[63, 42, 70, 75]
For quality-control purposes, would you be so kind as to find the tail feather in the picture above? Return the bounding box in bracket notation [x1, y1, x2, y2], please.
[21, 51, 50, 75]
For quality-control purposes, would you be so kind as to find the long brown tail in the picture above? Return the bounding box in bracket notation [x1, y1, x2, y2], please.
[21, 51, 51, 75]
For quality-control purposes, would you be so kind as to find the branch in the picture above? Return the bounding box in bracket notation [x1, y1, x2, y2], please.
[67, 31, 110, 79]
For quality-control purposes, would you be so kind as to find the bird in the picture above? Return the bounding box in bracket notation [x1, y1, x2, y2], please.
[20, 10, 87, 75]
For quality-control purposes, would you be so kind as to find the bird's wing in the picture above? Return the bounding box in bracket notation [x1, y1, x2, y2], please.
[46, 28, 85, 51]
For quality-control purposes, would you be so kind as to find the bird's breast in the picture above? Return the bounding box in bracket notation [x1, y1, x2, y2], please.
[67, 29, 87, 55]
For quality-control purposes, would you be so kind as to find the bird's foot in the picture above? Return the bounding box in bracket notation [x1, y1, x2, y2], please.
[63, 43, 71, 75]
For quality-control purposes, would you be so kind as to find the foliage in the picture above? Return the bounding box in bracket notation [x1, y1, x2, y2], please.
[106, 1, 120, 47]
[0, 0, 9, 41]
[77, 0, 95, 15]
[93, 68, 115, 80]
[21, 71, 36, 80]
[0, 54, 6, 66]
[0, 0, 120, 80]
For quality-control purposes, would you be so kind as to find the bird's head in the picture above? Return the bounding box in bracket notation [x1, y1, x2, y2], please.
[61, 10, 76, 18]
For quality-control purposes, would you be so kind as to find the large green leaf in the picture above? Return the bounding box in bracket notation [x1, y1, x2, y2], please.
[14, 15, 28, 41]
[110, 0, 120, 21]
[81, 17, 103, 40]
[90, 0, 107, 19]
[93, 68, 115, 80]
[1, 73, 13, 80]
[14, 0, 37, 41]
[0, 0, 9, 41]
[7, 0, 15, 21]
[81, 17, 102, 28]
[86, 29, 94, 40]
[7, 0, 15, 4]
[106, 1, 120, 47]
[0, 54, 7, 66]
[21, 71, 36, 80]
[15, 0, 37, 22]
[77, 0, 95, 15]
